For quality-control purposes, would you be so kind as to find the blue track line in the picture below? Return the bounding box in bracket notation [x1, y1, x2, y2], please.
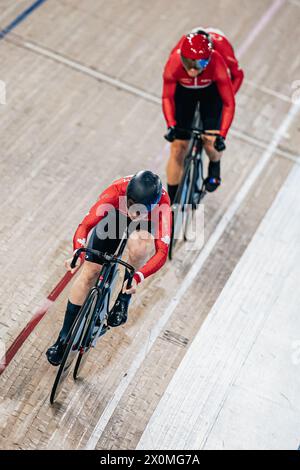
[0, 0, 48, 39]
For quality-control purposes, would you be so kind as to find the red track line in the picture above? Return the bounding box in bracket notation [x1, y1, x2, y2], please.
[0, 271, 74, 375]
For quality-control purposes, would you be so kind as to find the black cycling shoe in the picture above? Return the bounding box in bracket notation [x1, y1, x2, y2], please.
[204, 176, 221, 193]
[107, 293, 130, 327]
[46, 336, 66, 366]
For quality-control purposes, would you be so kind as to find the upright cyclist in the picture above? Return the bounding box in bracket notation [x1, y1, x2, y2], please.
[163, 27, 244, 203]
[46, 171, 172, 366]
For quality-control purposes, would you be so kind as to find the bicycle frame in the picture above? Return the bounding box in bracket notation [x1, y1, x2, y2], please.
[169, 103, 206, 259]
[50, 230, 135, 403]
[78, 234, 130, 350]
[72, 231, 133, 343]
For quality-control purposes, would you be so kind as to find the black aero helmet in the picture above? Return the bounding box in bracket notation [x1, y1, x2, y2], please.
[126, 170, 163, 212]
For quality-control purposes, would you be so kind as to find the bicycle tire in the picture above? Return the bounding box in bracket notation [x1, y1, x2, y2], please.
[72, 293, 107, 380]
[168, 211, 176, 260]
[50, 288, 98, 404]
[73, 265, 120, 380]
[183, 161, 196, 240]
[73, 317, 107, 380]
[169, 157, 194, 259]
[184, 141, 205, 240]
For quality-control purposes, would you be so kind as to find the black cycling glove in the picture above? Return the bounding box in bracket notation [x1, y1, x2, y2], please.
[214, 135, 226, 152]
[164, 126, 177, 142]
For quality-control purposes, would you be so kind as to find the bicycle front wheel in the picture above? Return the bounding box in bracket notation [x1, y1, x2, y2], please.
[73, 316, 107, 380]
[50, 288, 98, 404]
[73, 275, 115, 380]
[169, 161, 194, 259]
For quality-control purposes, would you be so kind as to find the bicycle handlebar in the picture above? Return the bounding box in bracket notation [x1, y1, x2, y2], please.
[175, 127, 220, 137]
[71, 248, 135, 288]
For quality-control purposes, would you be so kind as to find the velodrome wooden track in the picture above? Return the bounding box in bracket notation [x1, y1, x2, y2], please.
[0, 0, 300, 450]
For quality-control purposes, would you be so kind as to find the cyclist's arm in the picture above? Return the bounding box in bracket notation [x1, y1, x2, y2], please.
[214, 56, 236, 138]
[227, 56, 244, 94]
[133, 239, 169, 284]
[73, 185, 119, 253]
[221, 40, 244, 94]
[162, 63, 178, 128]
[134, 202, 172, 284]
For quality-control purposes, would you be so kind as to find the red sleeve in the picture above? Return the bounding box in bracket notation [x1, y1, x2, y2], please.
[73, 183, 119, 253]
[213, 53, 236, 138]
[217, 37, 244, 94]
[162, 58, 178, 128]
[229, 65, 244, 95]
[134, 195, 172, 284]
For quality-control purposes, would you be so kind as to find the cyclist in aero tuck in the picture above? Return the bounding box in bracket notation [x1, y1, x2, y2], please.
[163, 27, 244, 203]
[46, 171, 172, 366]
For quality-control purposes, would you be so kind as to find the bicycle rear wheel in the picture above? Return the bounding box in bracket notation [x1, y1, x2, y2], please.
[50, 288, 98, 404]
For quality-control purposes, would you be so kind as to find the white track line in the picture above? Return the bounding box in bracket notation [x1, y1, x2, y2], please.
[4, 0, 291, 446]
[8, 37, 299, 165]
[289, 0, 300, 7]
[26, 36, 297, 163]
[277, 152, 300, 164]
[6, 35, 292, 106]
[23, 43, 292, 105]
[138, 164, 300, 451]
[84, 0, 291, 448]
[235, 0, 286, 58]
[85, 98, 300, 450]
[17, 38, 161, 105]
[230, 128, 299, 162]
[244, 78, 292, 103]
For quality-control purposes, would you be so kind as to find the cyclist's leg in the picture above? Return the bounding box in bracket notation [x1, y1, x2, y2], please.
[167, 140, 189, 203]
[60, 227, 116, 337]
[127, 229, 154, 269]
[202, 133, 222, 161]
[66, 211, 123, 327]
[108, 227, 154, 327]
[46, 211, 121, 365]
[199, 84, 223, 192]
[69, 261, 101, 306]
[166, 85, 197, 204]
[46, 254, 104, 365]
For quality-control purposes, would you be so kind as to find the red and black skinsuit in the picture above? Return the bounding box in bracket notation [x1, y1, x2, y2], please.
[162, 28, 244, 137]
[73, 176, 172, 285]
